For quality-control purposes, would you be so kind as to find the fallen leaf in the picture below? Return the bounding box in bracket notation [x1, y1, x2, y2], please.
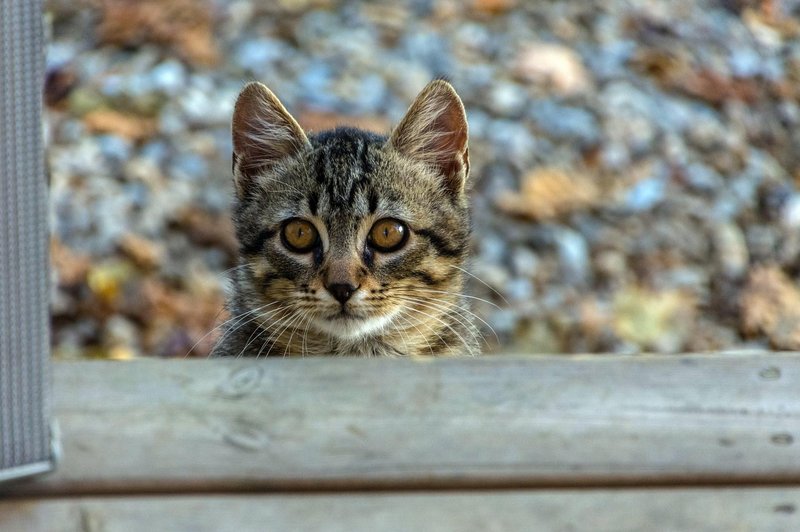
[514, 43, 591, 95]
[471, 0, 516, 16]
[613, 287, 695, 352]
[496, 167, 601, 221]
[740, 265, 800, 349]
[118, 233, 164, 269]
[94, 0, 219, 66]
[83, 109, 157, 141]
[51, 238, 92, 287]
[174, 208, 239, 259]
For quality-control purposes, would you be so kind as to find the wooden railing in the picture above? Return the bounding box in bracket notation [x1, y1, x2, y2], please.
[2, 353, 799, 530]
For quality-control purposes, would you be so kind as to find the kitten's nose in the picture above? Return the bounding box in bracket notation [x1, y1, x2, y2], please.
[327, 283, 357, 304]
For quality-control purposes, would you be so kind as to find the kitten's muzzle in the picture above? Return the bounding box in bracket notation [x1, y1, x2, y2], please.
[326, 282, 358, 304]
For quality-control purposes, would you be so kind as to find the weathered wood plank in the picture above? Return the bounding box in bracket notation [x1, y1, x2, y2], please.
[1, 489, 798, 532]
[10, 354, 800, 494]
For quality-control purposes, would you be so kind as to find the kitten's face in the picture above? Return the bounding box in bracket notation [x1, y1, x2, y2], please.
[230, 81, 470, 343]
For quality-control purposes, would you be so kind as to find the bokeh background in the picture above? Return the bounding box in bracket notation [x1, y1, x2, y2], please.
[46, 0, 800, 359]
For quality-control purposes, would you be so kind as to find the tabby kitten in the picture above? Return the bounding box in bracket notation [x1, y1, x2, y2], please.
[211, 80, 480, 357]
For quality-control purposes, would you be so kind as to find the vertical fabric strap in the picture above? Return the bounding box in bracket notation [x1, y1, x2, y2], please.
[0, 0, 53, 481]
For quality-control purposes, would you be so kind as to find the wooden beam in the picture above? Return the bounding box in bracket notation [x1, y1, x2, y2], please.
[9, 354, 800, 495]
[1, 489, 799, 531]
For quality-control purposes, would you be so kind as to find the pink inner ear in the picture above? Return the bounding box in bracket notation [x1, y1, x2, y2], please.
[430, 104, 468, 165]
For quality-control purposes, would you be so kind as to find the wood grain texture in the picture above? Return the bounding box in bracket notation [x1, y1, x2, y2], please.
[9, 354, 800, 495]
[1, 489, 798, 532]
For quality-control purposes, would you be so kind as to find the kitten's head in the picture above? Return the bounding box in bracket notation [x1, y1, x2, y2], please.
[230, 80, 470, 343]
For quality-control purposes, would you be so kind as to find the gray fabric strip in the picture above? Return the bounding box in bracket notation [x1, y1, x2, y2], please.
[0, 0, 53, 480]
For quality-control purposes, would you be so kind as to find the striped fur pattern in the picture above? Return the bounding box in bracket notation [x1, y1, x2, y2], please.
[211, 80, 479, 357]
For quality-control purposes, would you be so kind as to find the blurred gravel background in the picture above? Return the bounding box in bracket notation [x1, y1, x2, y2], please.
[45, 0, 800, 358]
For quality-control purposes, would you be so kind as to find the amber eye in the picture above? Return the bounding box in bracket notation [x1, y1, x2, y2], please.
[281, 219, 319, 253]
[368, 218, 409, 253]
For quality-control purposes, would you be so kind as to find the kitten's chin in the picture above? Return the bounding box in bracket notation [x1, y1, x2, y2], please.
[312, 310, 398, 340]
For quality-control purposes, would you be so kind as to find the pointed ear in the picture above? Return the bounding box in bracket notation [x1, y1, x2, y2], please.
[388, 80, 469, 196]
[231, 82, 309, 197]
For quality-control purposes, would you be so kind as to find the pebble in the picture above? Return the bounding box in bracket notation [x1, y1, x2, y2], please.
[234, 38, 285, 71]
[487, 81, 528, 118]
[511, 246, 539, 278]
[713, 223, 749, 278]
[487, 119, 537, 168]
[149, 60, 187, 95]
[554, 228, 591, 285]
[528, 101, 599, 143]
[782, 195, 800, 230]
[624, 176, 666, 213]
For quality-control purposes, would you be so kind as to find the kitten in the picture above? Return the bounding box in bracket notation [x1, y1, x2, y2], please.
[210, 80, 480, 357]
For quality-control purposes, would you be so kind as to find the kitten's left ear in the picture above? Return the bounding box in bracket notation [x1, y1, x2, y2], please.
[231, 82, 309, 198]
[388, 80, 469, 196]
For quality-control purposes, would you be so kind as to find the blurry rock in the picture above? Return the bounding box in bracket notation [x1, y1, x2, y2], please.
[514, 43, 591, 95]
[594, 250, 628, 285]
[745, 224, 778, 262]
[740, 265, 800, 349]
[83, 109, 157, 141]
[781, 194, 800, 229]
[713, 223, 749, 278]
[149, 59, 187, 95]
[102, 315, 141, 359]
[613, 287, 695, 353]
[512, 319, 562, 354]
[496, 168, 600, 221]
[529, 101, 599, 143]
[554, 228, 591, 285]
[622, 175, 666, 213]
[505, 277, 535, 302]
[685, 317, 739, 352]
[487, 81, 528, 118]
[510, 246, 539, 278]
[95, 0, 219, 66]
[486, 119, 537, 168]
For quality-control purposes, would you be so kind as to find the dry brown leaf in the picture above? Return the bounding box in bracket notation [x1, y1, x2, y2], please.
[613, 287, 696, 352]
[514, 43, 591, 96]
[740, 265, 800, 349]
[83, 109, 157, 141]
[118, 233, 164, 269]
[471, 0, 517, 15]
[496, 168, 601, 221]
[135, 277, 224, 357]
[632, 49, 762, 106]
[51, 238, 92, 286]
[174, 208, 239, 259]
[94, 0, 219, 66]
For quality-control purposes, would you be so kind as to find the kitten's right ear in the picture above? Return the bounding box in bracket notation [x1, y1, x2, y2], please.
[231, 82, 309, 197]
